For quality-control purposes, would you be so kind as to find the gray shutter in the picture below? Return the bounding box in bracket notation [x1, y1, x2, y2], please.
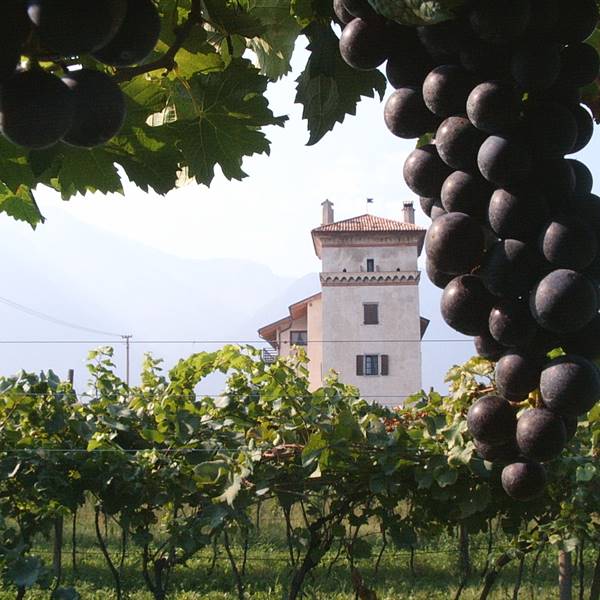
[364, 304, 379, 324]
[356, 355, 364, 376]
[381, 354, 389, 376]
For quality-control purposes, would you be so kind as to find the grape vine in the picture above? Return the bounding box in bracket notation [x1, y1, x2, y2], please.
[338, 0, 600, 501]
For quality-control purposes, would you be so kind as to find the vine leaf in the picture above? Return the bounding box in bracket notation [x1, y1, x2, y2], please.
[168, 58, 287, 185]
[0, 184, 44, 229]
[295, 23, 386, 146]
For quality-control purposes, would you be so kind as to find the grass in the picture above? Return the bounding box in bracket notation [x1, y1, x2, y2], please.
[0, 505, 595, 599]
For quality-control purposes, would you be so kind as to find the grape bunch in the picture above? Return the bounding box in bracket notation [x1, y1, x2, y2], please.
[0, 0, 161, 150]
[336, 0, 600, 501]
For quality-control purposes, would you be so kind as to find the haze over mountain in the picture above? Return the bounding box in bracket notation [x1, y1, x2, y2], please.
[0, 200, 471, 395]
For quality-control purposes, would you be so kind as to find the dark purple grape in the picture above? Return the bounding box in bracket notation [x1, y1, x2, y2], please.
[567, 159, 593, 195]
[93, 0, 171, 67]
[333, 0, 354, 24]
[0, 1, 30, 83]
[0, 69, 74, 149]
[562, 314, 600, 359]
[469, 0, 532, 45]
[417, 20, 467, 63]
[384, 88, 439, 139]
[422, 65, 474, 118]
[495, 350, 543, 402]
[403, 144, 452, 198]
[478, 136, 532, 186]
[474, 438, 520, 462]
[338, 18, 389, 70]
[569, 104, 594, 154]
[426, 257, 454, 289]
[554, 0, 599, 43]
[475, 331, 506, 361]
[419, 196, 438, 218]
[540, 354, 600, 417]
[467, 394, 517, 444]
[511, 42, 561, 92]
[538, 217, 597, 270]
[488, 186, 549, 241]
[460, 39, 511, 78]
[527, 0, 559, 35]
[480, 239, 545, 298]
[516, 408, 567, 462]
[530, 269, 598, 334]
[531, 159, 575, 212]
[441, 274, 493, 336]
[436, 116, 487, 171]
[501, 460, 546, 501]
[441, 171, 490, 220]
[27, 0, 126, 55]
[558, 43, 600, 86]
[467, 81, 522, 134]
[522, 101, 577, 159]
[489, 299, 537, 347]
[424, 212, 484, 274]
[61, 69, 126, 147]
[386, 47, 433, 88]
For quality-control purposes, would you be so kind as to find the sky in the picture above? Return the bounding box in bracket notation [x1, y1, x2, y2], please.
[2, 42, 599, 396]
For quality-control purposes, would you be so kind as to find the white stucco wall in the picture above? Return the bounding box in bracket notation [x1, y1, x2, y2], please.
[321, 242, 419, 274]
[321, 280, 422, 406]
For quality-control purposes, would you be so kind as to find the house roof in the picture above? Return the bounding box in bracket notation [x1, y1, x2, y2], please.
[258, 292, 322, 345]
[312, 214, 426, 234]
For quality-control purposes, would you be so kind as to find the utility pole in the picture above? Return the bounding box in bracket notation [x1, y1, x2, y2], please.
[121, 335, 132, 386]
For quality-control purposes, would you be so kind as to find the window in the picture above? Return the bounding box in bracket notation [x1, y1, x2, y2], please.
[290, 330, 308, 346]
[363, 303, 379, 325]
[364, 354, 378, 375]
[356, 354, 389, 376]
[366, 258, 375, 272]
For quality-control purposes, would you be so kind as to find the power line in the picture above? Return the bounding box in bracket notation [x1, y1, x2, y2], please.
[0, 338, 473, 344]
[0, 295, 124, 338]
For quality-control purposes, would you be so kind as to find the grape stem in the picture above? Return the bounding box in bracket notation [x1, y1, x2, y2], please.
[113, 0, 203, 83]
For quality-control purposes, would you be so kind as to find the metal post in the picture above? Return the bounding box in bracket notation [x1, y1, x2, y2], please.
[121, 335, 132, 386]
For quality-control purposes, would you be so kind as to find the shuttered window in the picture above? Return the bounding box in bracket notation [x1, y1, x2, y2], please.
[381, 354, 389, 376]
[356, 355, 389, 376]
[364, 303, 379, 325]
[356, 355, 364, 376]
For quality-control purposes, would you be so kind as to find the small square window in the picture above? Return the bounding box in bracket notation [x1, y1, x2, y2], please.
[366, 258, 375, 272]
[364, 355, 379, 376]
[290, 330, 308, 346]
[364, 303, 379, 325]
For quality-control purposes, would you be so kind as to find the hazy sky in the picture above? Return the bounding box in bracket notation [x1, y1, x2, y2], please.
[3, 43, 599, 395]
[35, 46, 426, 279]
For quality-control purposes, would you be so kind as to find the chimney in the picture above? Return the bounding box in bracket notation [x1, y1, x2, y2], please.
[403, 201, 415, 224]
[321, 200, 334, 225]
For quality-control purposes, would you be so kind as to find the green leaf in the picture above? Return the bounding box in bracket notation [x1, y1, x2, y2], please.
[367, 0, 467, 25]
[55, 146, 123, 200]
[0, 184, 44, 228]
[168, 58, 287, 185]
[7, 556, 43, 587]
[575, 462, 596, 482]
[295, 23, 386, 145]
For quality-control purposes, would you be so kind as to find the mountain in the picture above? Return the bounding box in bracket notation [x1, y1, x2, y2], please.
[0, 205, 295, 390]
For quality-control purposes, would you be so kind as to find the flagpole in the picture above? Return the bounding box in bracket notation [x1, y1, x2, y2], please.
[366, 197, 373, 213]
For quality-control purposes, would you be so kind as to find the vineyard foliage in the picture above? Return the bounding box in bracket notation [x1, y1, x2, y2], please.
[0, 346, 597, 598]
[3, 0, 600, 229]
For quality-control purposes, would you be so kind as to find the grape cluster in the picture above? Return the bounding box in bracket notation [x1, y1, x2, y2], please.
[336, 0, 600, 501]
[0, 0, 161, 150]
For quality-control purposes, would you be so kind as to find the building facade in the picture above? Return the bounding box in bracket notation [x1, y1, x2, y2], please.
[258, 201, 428, 406]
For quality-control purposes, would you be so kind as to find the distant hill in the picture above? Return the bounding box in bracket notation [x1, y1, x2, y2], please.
[0, 205, 471, 395]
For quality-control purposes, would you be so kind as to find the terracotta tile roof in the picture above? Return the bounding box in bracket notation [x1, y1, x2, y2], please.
[312, 214, 426, 233]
